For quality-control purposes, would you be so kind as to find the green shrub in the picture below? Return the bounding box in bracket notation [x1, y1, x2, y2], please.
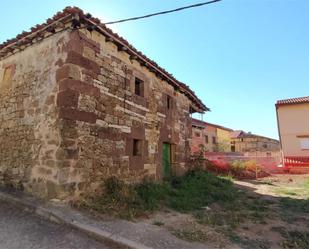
[229, 160, 261, 178]
[230, 160, 247, 175]
[82, 170, 238, 218]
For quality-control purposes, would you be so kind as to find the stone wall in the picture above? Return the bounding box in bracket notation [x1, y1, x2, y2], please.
[0, 28, 195, 199]
[55, 30, 193, 198]
[0, 32, 69, 198]
[233, 137, 280, 153]
[192, 125, 217, 153]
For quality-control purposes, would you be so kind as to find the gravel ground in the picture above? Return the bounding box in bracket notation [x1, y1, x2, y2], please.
[0, 201, 112, 249]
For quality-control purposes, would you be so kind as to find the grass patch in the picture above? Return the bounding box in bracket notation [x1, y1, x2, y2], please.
[273, 228, 309, 249]
[79, 171, 238, 219]
[303, 180, 309, 190]
[193, 194, 270, 231]
[274, 187, 299, 197]
[166, 171, 237, 212]
[279, 198, 309, 214]
[78, 170, 272, 230]
[172, 227, 211, 243]
[229, 234, 271, 249]
[282, 231, 309, 249]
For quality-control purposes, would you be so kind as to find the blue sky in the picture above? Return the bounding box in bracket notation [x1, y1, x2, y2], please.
[1, 0, 308, 139]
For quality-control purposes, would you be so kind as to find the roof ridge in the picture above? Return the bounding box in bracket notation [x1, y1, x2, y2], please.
[191, 118, 233, 131]
[0, 6, 208, 112]
[276, 96, 309, 106]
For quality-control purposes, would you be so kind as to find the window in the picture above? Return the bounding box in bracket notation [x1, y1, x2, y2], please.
[133, 139, 142, 156]
[167, 95, 172, 109]
[300, 138, 309, 150]
[212, 136, 216, 144]
[231, 145, 235, 152]
[205, 135, 209, 144]
[134, 77, 144, 97]
[263, 144, 267, 149]
[2, 65, 15, 84]
[195, 132, 201, 137]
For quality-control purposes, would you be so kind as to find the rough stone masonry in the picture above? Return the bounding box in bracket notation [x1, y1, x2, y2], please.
[0, 7, 208, 199]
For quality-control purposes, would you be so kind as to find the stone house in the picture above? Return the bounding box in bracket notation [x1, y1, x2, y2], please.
[192, 118, 217, 153]
[0, 7, 208, 199]
[230, 130, 280, 155]
[192, 119, 279, 155]
[191, 118, 232, 153]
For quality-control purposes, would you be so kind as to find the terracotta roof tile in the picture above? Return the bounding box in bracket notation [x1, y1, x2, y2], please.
[191, 118, 233, 131]
[0, 6, 208, 112]
[276, 96, 309, 106]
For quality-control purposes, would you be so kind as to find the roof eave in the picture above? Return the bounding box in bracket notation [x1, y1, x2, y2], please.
[0, 6, 209, 111]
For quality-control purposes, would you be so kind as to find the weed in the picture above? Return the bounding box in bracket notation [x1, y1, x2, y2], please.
[229, 234, 271, 249]
[172, 228, 210, 242]
[81, 170, 238, 218]
[274, 228, 309, 249]
[229, 160, 261, 178]
[303, 180, 309, 190]
[257, 179, 275, 186]
[166, 170, 237, 212]
[279, 198, 309, 214]
[152, 220, 164, 226]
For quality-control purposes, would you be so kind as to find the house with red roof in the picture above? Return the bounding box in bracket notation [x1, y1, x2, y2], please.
[0, 7, 208, 199]
[191, 118, 233, 153]
[276, 96, 309, 166]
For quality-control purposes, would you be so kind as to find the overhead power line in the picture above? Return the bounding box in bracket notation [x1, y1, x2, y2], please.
[103, 0, 222, 25]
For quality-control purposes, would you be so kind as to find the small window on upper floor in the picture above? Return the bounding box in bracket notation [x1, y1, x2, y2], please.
[167, 95, 172, 109]
[134, 77, 144, 97]
[300, 137, 309, 150]
[1, 65, 15, 85]
[205, 135, 209, 144]
[212, 136, 216, 144]
[195, 132, 201, 137]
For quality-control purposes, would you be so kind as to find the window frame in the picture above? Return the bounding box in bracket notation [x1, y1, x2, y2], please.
[299, 137, 309, 150]
[134, 77, 144, 97]
[195, 131, 201, 137]
[205, 135, 209, 144]
[167, 95, 172, 110]
[133, 139, 143, 156]
[212, 136, 216, 144]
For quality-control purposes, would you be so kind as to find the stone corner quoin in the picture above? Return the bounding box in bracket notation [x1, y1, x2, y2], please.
[0, 8, 207, 200]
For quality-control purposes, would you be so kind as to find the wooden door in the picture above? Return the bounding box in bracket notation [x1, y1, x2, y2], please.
[162, 143, 171, 178]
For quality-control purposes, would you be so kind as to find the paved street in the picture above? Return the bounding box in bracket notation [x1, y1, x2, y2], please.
[0, 201, 112, 249]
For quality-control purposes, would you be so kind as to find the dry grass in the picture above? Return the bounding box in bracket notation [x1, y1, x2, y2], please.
[145, 174, 309, 249]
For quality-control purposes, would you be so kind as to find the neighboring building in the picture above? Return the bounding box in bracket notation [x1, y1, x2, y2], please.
[230, 130, 280, 155]
[276, 96, 309, 157]
[216, 125, 233, 152]
[191, 119, 232, 153]
[191, 119, 216, 153]
[192, 119, 280, 155]
[0, 7, 208, 199]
